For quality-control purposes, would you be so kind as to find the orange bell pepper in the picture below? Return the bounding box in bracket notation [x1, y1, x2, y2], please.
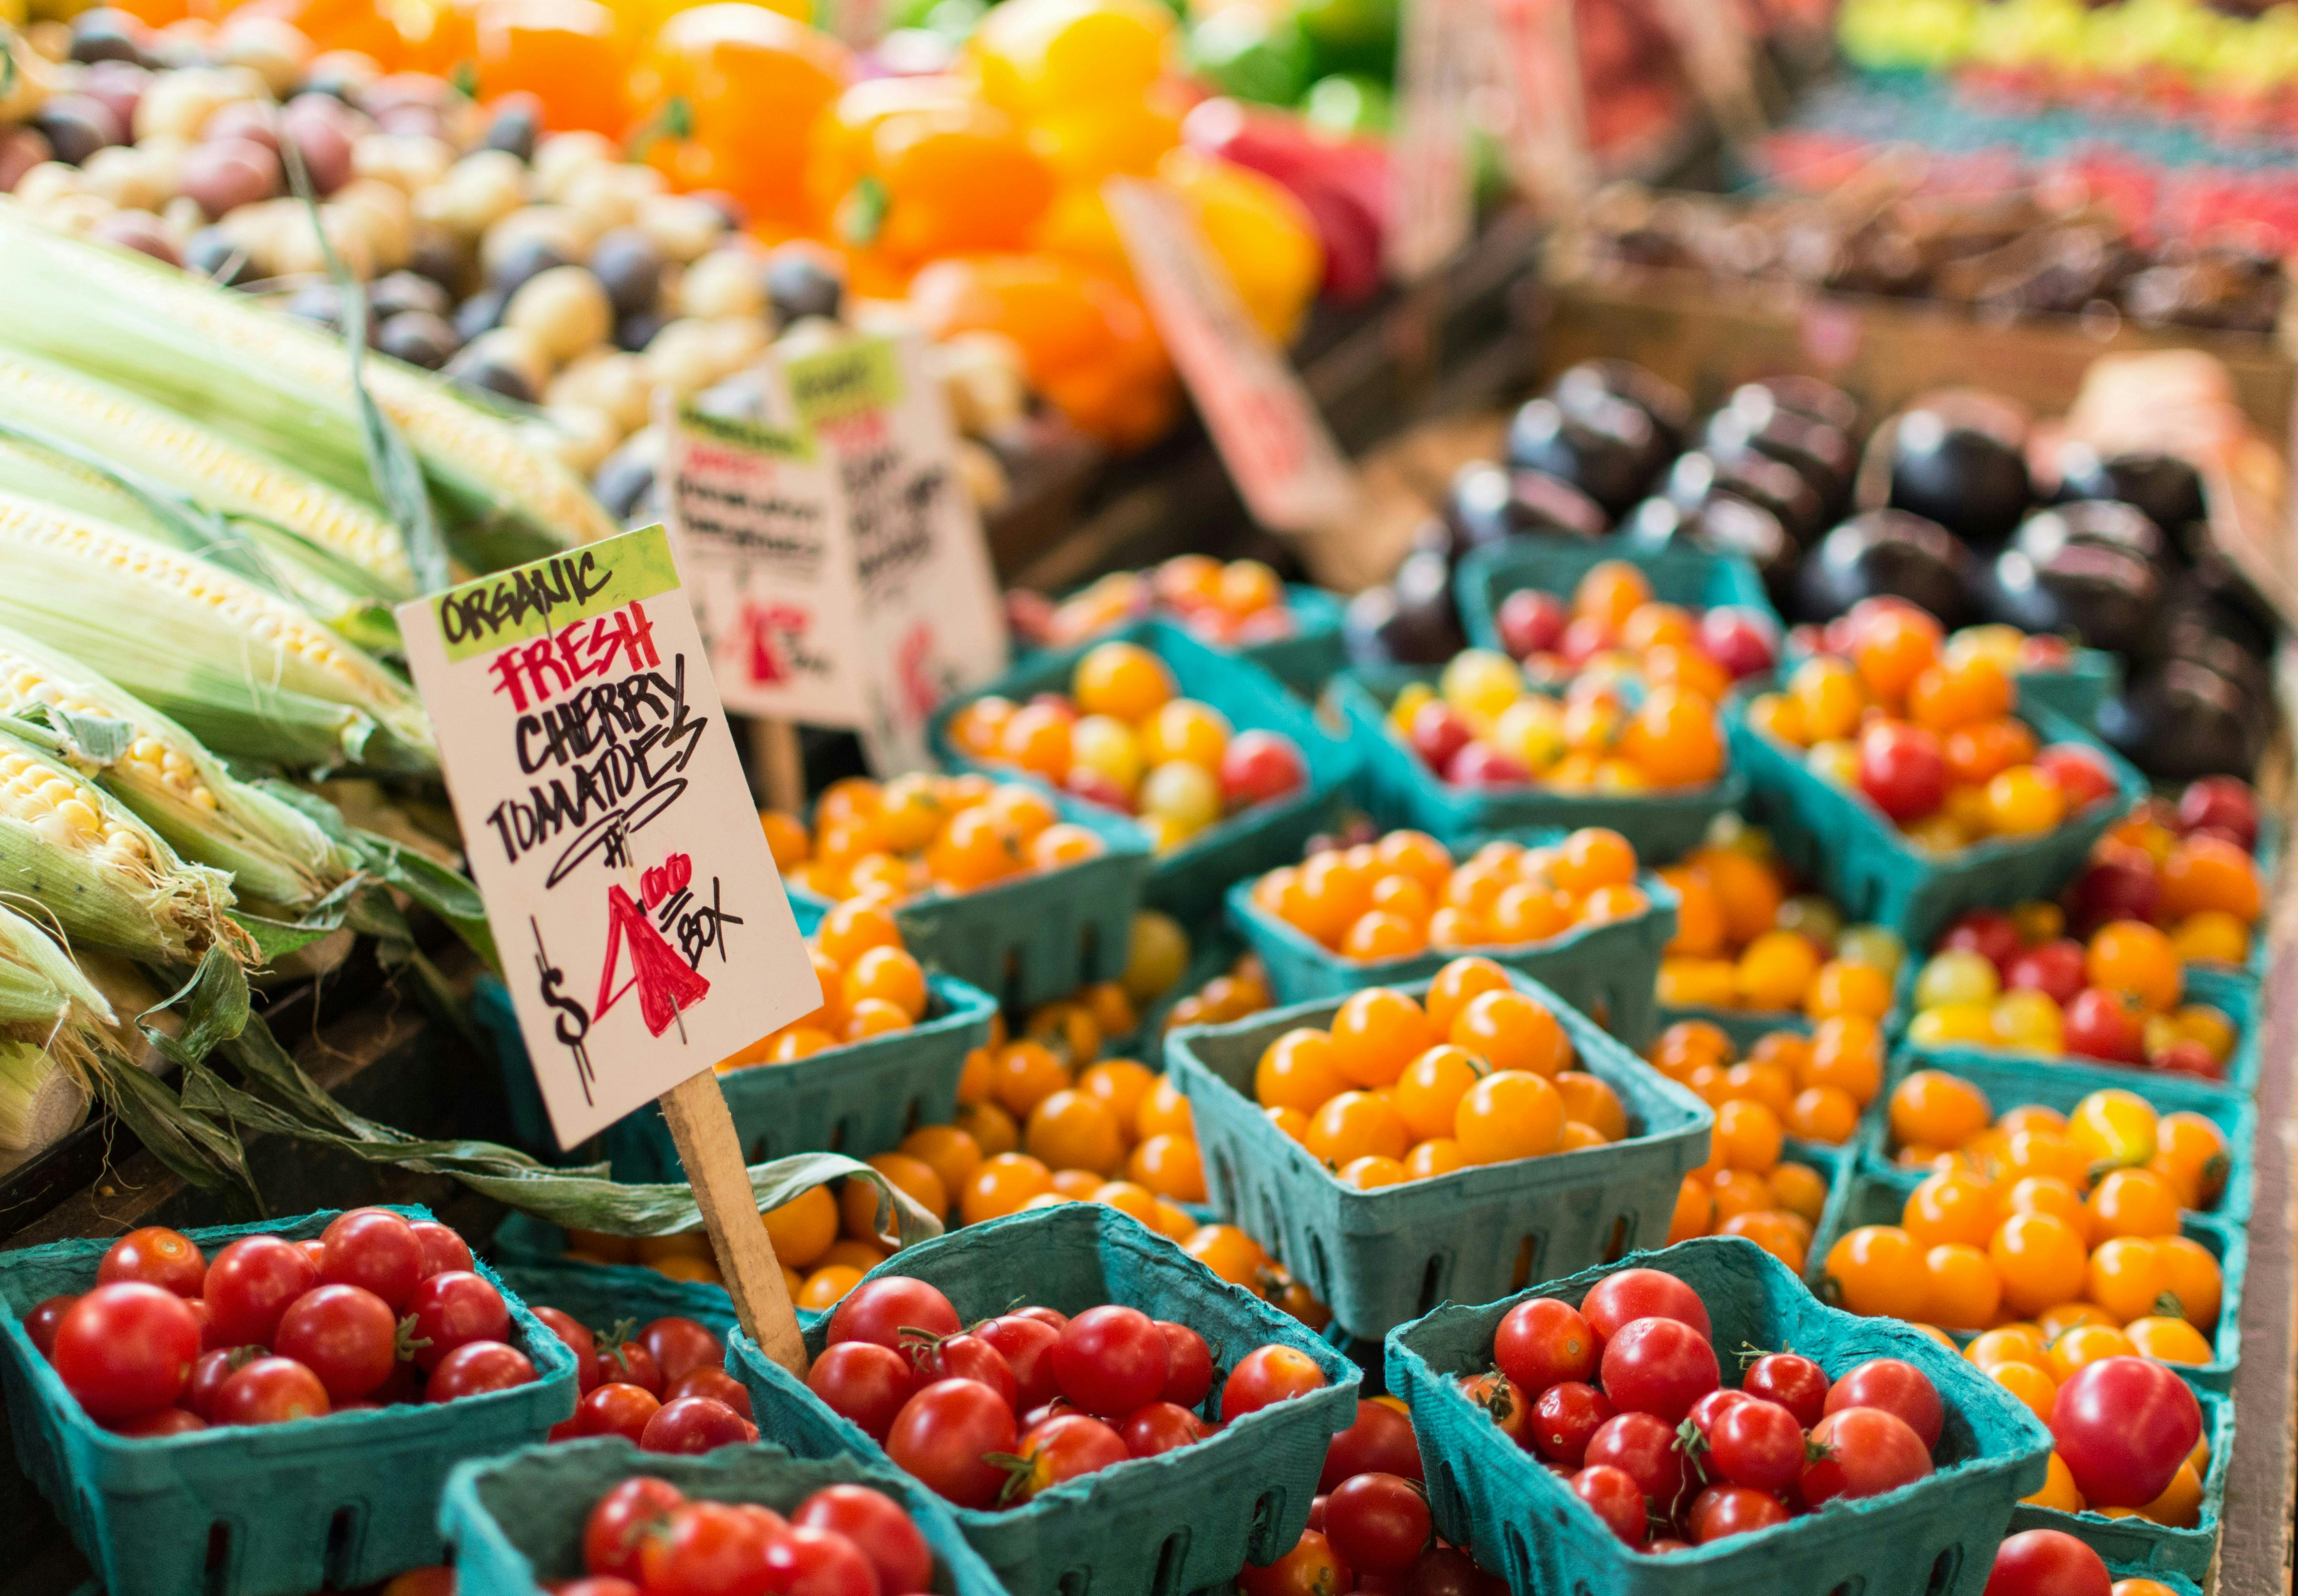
[909, 253, 1176, 450]
[1027, 85, 1184, 184]
[630, 3, 850, 225]
[805, 77, 1056, 267]
[474, 0, 629, 134]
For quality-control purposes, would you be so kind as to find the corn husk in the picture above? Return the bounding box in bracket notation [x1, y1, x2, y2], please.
[0, 492, 437, 773]
[0, 622, 354, 909]
[0, 207, 618, 560]
[0, 1041, 86, 1155]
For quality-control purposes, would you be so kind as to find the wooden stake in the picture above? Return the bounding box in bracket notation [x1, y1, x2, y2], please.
[749, 719, 806, 815]
[658, 1068, 810, 1375]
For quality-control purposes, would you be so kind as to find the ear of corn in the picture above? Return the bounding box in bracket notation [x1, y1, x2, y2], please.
[0, 209, 619, 560]
[0, 901, 116, 1152]
[0, 720, 246, 965]
[0, 492, 438, 773]
[0, 1040, 85, 1156]
[0, 622, 355, 909]
[0, 899, 116, 1033]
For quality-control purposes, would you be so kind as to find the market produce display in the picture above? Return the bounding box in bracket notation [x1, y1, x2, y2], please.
[537, 1311, 760, 1451]
[1011, 555, 1310, 651]
[578, 1473, 941, 1594]
[765, 773, 1112, 903]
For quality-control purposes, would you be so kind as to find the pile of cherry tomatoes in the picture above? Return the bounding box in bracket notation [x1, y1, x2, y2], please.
[580, 1474, 943, 1596]
[1253, 957, 1631, 1190]
[2075, 776, 2268, 968]
[1647, 1012, 1887, 1149]
[763, 773, 1110, 903]
[1887, 1075, 2230, 1214]
[946, 641, 1310, 854]
[1656, 823, 1907, 1017]
[1249, 825, 1653, 963]
[1460, 1268, 1948, 1548]
[803, 1274, 1328, 1508]
[28, 1212, 534, 1434]
[724, 899, 935, 1067]
[1014, 557, 1309, 652]
[1160, 949, 1276, 1034]
[1907, 909, 2239, 1077]
[1748, 601, 2120, 851]
[535, 1312, 758, 1455]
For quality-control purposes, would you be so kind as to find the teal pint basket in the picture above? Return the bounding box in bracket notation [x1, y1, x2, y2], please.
[1163, 970, 1713, 1340]
[1454, 536, 1779, 652]
[1332, 666, 1750, 857]
[441, 1437, 1005, 1596]
[1729, 700, 2145, 949]
[727, 1201, 1359, 1596]
[0, 1206, 580, 1596]
[1225, 848, 1679, 1047]
[2009, 1384, 2232, 1581]
[930, 618, 1359, 923]
[1807, 1162, 2245, 1393]
[1867, 1048, 2258, 1228]
[1385, 1236, 2054, 1596]
[787, 790, 1151, 1013]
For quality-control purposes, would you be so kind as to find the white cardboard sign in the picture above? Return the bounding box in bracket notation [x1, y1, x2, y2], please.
[1104, 175, 1362, 535]
[395, 525, 820, 1149]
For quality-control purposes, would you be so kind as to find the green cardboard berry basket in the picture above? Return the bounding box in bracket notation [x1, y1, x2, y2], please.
[1453, 535, 1779, 650]
[1224, 845, 1679, 1048]
[929, 618, 1360, 924]
[2009, 1383, 2233, 1581]
[786, 790, 1152, 1013]
[1728, 699, 2147, 950]
[1807, 1161, 2245, 1393]
[0, 1205, 579, 1596]
[726, 1202, 1359, 1596]
[1385, 1236, 2054, 1596]
[1163, 969, 1713, 1341]
[1332, 664, 1751, 858]
[441, 1436, 1006, 1596]
[1867, 1047, 2258, 1228]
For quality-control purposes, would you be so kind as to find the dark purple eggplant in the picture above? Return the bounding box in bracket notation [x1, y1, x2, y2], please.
[2053, 445, 2206, 540]
[1344, 546, 1464, 666]
[2014, 500, 2172, 568]
[1702, 388, 1857, 515]
[1505, 394, 1662, 519]
[1797, 509, 1981, 625]
[2099, 661, 2268, 782]
[1552, 359, 1690, 455]
[1887, 405, 2033, 546]
[1668, 449, 1827, 545]
[1987, 538, 2161, 655]
[1446, 461, 1608, 552]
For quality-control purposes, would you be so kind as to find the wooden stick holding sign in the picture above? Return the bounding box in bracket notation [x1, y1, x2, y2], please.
[748, 718, 808, 815]
[395, 525, 825, 1375]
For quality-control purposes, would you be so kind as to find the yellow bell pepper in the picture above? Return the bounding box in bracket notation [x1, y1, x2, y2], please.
[1026, 86, 1183, 183]
[1154, 146, 1323, 345]
[971, 0, 1176, 120]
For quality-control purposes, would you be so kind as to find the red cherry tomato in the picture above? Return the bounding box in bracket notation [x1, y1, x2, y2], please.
[1743, 1352, 1828, 1428]
[1825, 1358, 1943, 1449]
[2036, 747, 2116, 813]
[409, 1221, 474, 1281]
[791, 1484, 932, 1596]
[910, 1331, 1018, 1411]
[185, 1347, 257, 1419]
[1801, 1406, 1933, 1506]
[571, 1382, 662, 1443]
[1321, 1398, 1424, 1489]
[1456, 1370, 1530, 1446]
[2064, 989, 2145, 1066]
[1495, 1296, 1598, 1397]
[664, 1367, 752, 1418]
[533, 1307, 600, 1394]
[584, 1476, 686, 1581]
[96, 1227, 206, 1298]
[1118, 1400, 1205, 1458]
[1014, 1412, 1129, 1498]
[975, 1315, 1061, 1411]
[764, 1524, 879, 1596]
[53, 1282, 202, 1421]
[639, 1394, 751, 1454]
[828, 1276, 960, 1352]
[214, 1355, 330, 1424]
[1686, 1387, 1749, 1437]
[638, 1317, 723, 1386]
[885, 1377, 1018, 1508]
[1583, 1411, 1688, 1511]
[1940, 911, 2021, 972]
[603, 1340, 664, 1396]
[108, 1407, 206, 1437]
[1010, 1305, 1069, 1334]
[406, 1271, 510, 1373]
[2050, 1356, 2202, 1508]
[1052, 1306, 1169, 1418]
[1580, 1270, 1712, 1344]
[1238, 1528, 1351, 1596]
[1530, 1381, 1615, 1467]
[1324, 1471, 1432, 1574]
[1219, 730, 1308, 809]
[1155, 1320, 1213, 1408]
[1708, 1398, 1805, 1493]
[2005, 941, 2086, 1006]
[807, 1341, 915, 1441]
[1570, 1464, 1648, 1547]
[203, 1236, 317, 1347]
[1686, 1483, 1790, 1543]
[319, 1208, 425, 1311]
[273, 1283, 398, 1401]
[638, 1501, 772, 1596]
[426, 1341, 537, 1402]
[1859, 722, 1948, 822]
[1984, 1529, 2113, 1596]
[1220, 1344, 1327, 1422]
[1600, 1317, 1720, 1423]
[25, 1294, 75, 1359]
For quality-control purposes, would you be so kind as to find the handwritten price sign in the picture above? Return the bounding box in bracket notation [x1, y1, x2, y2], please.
[397, 525, 820, 1149]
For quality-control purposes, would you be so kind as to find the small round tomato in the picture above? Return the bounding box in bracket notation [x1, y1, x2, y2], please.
[1324, 1471, 1432, 1574]
[763, 1526, 877, 1596]
[1583, 1411, 1687, 1509]
[1984, 1529, 2112, 1596]
[108, 1407, 206, 1437]
[886, 1378, 1019, 1508]
[426, 1341, 537, 1402]
[1494, 1296, 1598, 1396]
[1013, 1412, 1129, 1499]
[1530, 1381, 1615, 1467]
[806, 1341, 915, 1441]
[1743, 1352, 1828, 1428]
[24, 1294, 74, 1360]
[1580, 1270, 1712, 1344]
[53, 1283, 202, 1421]
[214, 1355, 330, 1425]
[639, 1394, 751, 1454]
[791, 1484, 932, 1596]
[638, 1501, 772, 1596]
[531, 1308, 600, 1394]
[638, 1317, 723, 1386]
[1686, 1483, 1790, 1543]
[1222, 1344, 1327, 1421]
[601, 1339, 663, 1396]
[828, 1276, 961, 1352]
[664, 1368, 752, 1418]
[1801, 1407, 1932, 1505]
[1859, 722, 1947, 822]
[1053, 1306, 1169, 1418]
[583, 1476, 686, 1581]
[1457, 1371, 1529, 1445]
[1118, 1400, 1204, 1458]
[572, 1383, 662, 1443]
[909, 1331, 1019, 1412]
[409, 1221, 474, 1281]
[406, 1271, 510, 1373]
[96, 1228, 207, 1298]
[1824, 1358, 1943, 1448]
[2051, 1356, 2202, 1508]
[1570, 1464, 1648, 1547]
[203, 1236, 317, 1348]
[273, 1283, 398, 1401]
[1687, 1387, 1749, 1438]
[185, 1347, 256, 1419]
[1155, 1321, 1213, 1408]
[1321, 1397, 1424, 1489]
[975, 1316, 1062, 1411]
[319, 1208, 425, 1311]
[1238, 1529, 1351, 1596]
[1709, 1398, 1804, 1493]
[1600, 1317, 1719, 1423]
